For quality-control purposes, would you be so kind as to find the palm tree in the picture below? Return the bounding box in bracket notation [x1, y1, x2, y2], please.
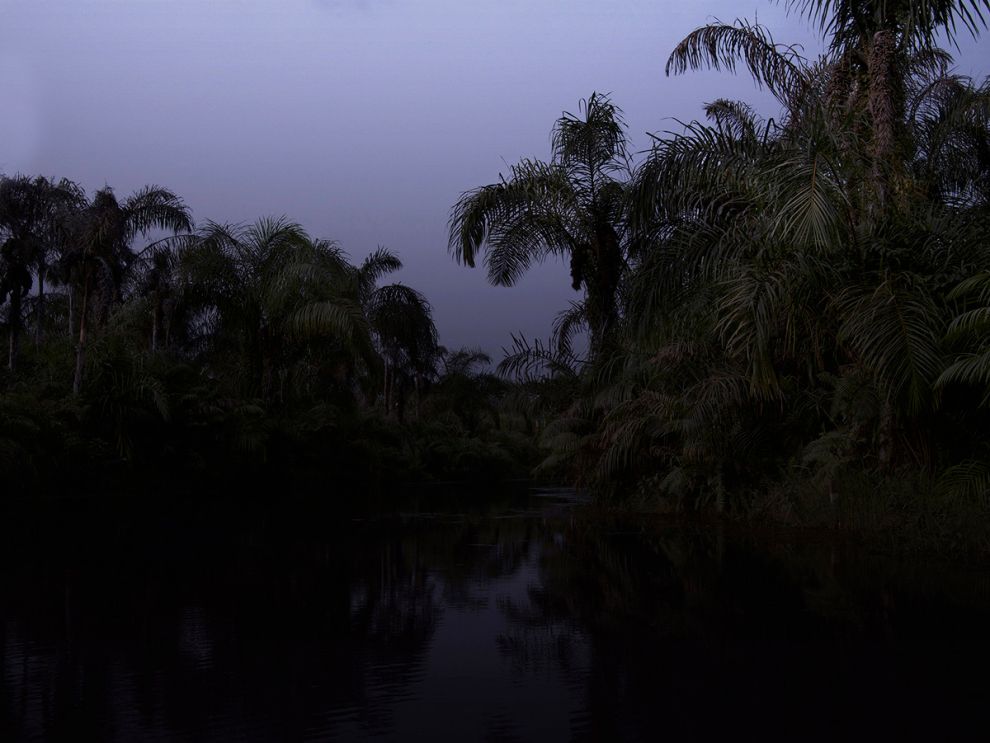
[428, 347, 506, 434]
[908, 70, 990, 205]
[0, 175, 85, 371]
[132, 242, 181, 353]
[667, 2, 990, 205]
[351, 247, 438, 416]
[177, 218, 370, 402]
[551, 0, 990, 504]
[60, 185, 192, 394]
[449, 92, 632, 353]
[788, 0, 989, 51]
[654, 5, 988, 409]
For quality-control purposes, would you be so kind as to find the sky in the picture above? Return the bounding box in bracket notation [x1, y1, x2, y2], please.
[2, 0, 988, 356]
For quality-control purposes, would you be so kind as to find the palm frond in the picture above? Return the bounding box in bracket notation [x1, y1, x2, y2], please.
[704, 98, 761, 139]
[935, 349, 990, 396]
[666, 19, 807, 106]
[947, 306, 990, 336]
[442, 347, 492, 376]
[553, 92, 629, 178]
[935, 458, 990, 500]
[359, 246, 403, 293]
[782, 0, 990, 49]
[497, 334, 579, 382]
[767, 150, 846, 250]
[285, 299, 365, 341]
[836, 278, 945, 413]
[551, 301, 589, 359]
[948, 271, 990, 302]
[448, 161, 578, 282]
[369, 283, 438, 364]
[123, 185, 193, 236]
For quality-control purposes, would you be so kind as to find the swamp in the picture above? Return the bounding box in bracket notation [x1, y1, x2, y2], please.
[3, 0, 990, 738]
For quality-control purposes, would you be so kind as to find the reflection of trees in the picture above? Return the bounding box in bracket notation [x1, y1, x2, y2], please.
[5, 500, 990, 741]
[0, 505, 446, 740]
[495, 593, 585, 679]
[376, 492, 540, 607]
[0, 494, 564, 741]
[495, 514, 990, 741]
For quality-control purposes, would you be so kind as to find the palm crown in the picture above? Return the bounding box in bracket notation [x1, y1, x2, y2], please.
[449, 93, 631, 352]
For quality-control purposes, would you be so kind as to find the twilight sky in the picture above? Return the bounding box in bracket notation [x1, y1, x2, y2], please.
[2, 0, 987, 355]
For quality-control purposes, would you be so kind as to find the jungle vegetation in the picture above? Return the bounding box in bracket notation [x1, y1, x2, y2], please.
[449, 0, 990, 542]
[3, 0, 990, 545]
[0, 179, 534, 493]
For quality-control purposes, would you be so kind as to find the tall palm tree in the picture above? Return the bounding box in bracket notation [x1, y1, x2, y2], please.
[788, 0, 989, 48]
[667, 2, 990, 205]
[553, 0, 990, 502]
[348, 246, 438, 415]
[661, 15, 985, 396]
[62, 185, 192, 394]
[449, 92, 632, 353]
[0, 175, 85, 371]
[130, 240, 185, 353]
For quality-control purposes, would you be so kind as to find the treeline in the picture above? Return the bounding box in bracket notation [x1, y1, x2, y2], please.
[4, 0, 990, 541]
[0, 183, 536, 494]
[450, 0, 990, 539]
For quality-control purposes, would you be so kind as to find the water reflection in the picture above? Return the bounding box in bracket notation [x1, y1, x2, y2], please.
[2, 493, 989, 740]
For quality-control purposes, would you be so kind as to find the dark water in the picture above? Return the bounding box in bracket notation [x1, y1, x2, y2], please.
[2, 488, 989, 741]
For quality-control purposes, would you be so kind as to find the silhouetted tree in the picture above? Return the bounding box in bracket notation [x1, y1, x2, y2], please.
[0, 175, 85, 370]
[450, 93, 632, 353]
[61, 185, 191, 394]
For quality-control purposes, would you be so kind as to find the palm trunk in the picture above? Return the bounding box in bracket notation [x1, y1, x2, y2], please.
[383, 359, 390, 415]
[260, 329, 275, 402]
[151, 300, 159, 352]
[867, 29, 901, 210]
[7, 330, 15, 372]
[35, 269, 46, 347]
[413, 374, 421, 421]
[588, 224, 622, 356]
[261, 354, 274, 401]
[73, 271, 90, 395]
[8, 289, 22, 372]
[877, 399, 895, 472]
[715, 470, 726, 515]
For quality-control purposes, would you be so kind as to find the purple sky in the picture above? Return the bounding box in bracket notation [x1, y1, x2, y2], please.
[2, 0, 987, 355]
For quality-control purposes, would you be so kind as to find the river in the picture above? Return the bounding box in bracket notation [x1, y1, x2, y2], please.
[2, 487, 988, 740]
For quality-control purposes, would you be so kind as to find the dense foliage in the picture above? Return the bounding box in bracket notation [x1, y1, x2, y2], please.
[450, 0, 990, 539]
[0, 184, 536, 494]
[3, 0, 989, 544]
